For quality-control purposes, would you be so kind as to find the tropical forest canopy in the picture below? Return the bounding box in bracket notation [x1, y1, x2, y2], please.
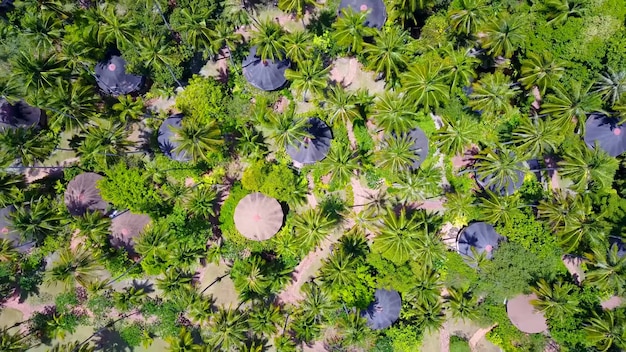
[0, 0, 625, 351]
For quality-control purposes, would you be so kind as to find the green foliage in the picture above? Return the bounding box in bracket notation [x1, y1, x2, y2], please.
[218, 183, 253, 248]
[241, 160, 306, 204]
[118, 323, 145, 347]
[175, 75, 228, 124]
[496, 211, 561, 260]
[450, 336, 471, 352]
[97, 162, 161, 214]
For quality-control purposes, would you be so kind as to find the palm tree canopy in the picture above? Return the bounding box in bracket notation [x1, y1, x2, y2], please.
[242, 46, 291, 92]
[0, 206, 34, 253]
[360, 288, 401, 329]
[338, 0, 388, 28]
[94, 55, 144, 96]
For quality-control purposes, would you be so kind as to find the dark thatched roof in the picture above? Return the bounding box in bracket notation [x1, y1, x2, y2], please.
[0, 99, 42, 130]
[95, 55, 144, 96]
[457, 222, 504, 261]
[338, 0, 387, 28]
[584, 113, 626, 157]
[64, 173, 108, 216]
[361, 289, 401, 330]
[286, 118, 333, 165]
[242, 46, 290, 91]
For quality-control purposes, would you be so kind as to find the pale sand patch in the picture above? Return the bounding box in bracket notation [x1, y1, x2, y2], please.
[601, 296, 623, 310]
[531, 86, 542, 110]
[274, 96, 289, 114]
[199, 48, 229, 84]
[145, 96, 177, 115]
[0, 307, 23, 329]
[24, 157, 80, 184]
[196, 262, 238, 307]
[469, 324, 497, 352]
[562, 255, 584, 283]
[329, 57, 385, 95]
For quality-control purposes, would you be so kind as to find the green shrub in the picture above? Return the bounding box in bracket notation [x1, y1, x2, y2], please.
[218, 183, 251, 244]
[450, 336, 471, 352]
[241, 160, 305, 204]
[175, 76, 226, 124]
[97, 162, 162, 214]
[119, 323, 144, 347]
[353, 120, 374, 154]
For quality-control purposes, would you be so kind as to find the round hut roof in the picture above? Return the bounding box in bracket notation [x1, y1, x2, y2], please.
[0, 99, 41, 130]
[64, 173, 108, 216]
[507, 293, 548, 334]
[242, 46, 291, 91]
[110, 211, 151, 256]
[157, 114, 191, 162]
[338, 0, 387, 28]
[584, 113, 626, 157]
[361, 289, 401, 330]
[286, 118, 333, 165]
[0, 206, 34, 253]
[234, 192, 284, 241]
[457, 222, 504, 261]
[95, 55, 144, 96]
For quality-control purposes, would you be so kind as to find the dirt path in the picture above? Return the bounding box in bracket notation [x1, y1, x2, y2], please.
[469, 324, 497, 351]
[440, 321, 450, 352]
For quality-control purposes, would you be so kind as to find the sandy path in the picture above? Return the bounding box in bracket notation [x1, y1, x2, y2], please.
[2, 295, 49, 323]
[346, 119, 357, 151]
[469, 324, 497, 352]
[24, 157, 80, 183]
[440, 321, 450, 352]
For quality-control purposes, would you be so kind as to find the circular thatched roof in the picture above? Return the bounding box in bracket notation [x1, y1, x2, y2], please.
[0, 99, 42, 130]
[360, 289, 401, 330]
[506, 293, 548, 334]
[95, 55, 144, 96]
[457, 222, 504, 261]
[64, 173, 108, 216]
[157, 114, 191, 162]
[286, 118, 333, 165]
[234, 192, 283, 241]
[338, 0, 387, 28]
[584, 113, 626, 157]
[109, 211, 151, 256]
[242, 46, 291, 91]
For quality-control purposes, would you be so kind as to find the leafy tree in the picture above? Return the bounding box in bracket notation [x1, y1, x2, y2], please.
[45, 245, 100, 290]
[332, 8, 376, 53]
[468, 71, 520, 118]
[530, 278, 581, 323]
[519, 52, 566, 95]
[542, 82, 604, 132]
[98, 161, 161, 214]
[401, 62, 450, 110]
[370, 92, 419, 133]
[284, 56, 330, 101]
[558, 142, 618, 192]
[448, 0, 487, 36]
[250, 19, 286, 62]
[362, 27, 410, 83]
[479, 14, 526, 58]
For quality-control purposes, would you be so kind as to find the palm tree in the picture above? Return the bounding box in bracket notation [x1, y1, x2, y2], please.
[389, 164, 442, 203]
[362, 27, 410, 83]
[300, 283, 337, 323]
[332, 8, 376, 54]
[172, 6, 216, 58]
[284, 30, 312, 65]
[45, 245, 100, 290]
[542, 82, 604, 132]
[468, 71, 520, 118]
[11, 52, 69, 96]
[137, 35, 179, 79]
[291, 314, 321, 343]
[512, 115, 562, 157]
[78, 122, 133, 168]
[278, 0, 317, 21]
[19, 12, 63, 53]
[10, 197, 62, 244]
[401, 62, 450, 110]
[372, 207, 423, 264]
[530, 278, 581, 323]
[558, 142, 618, 192]
[49, 341, 95, 352]
[336, 313, 373, 349]
[585, 244, 626, 295]
[374, 134, 420, 175]
[0, 239, 18, 263]
[434, 114, 480, 157]
[249, 304, 282, 336]
[474, 147, 525, 193]
[444, 191, 476, 224]
[537, 190, 587, 232]
[95, 5, 137, 49]
[166, 328, 200, 352]
[323, 85, 361, 128]
[172, 120, 224, 163]
[293, 209, 337, 249]
[441, 45, 480, 92]
[593, 69, 626, 105]
[188, 293, 213, 325]
[519, 52, 566, 95]
[284, 56, 330, 101]
[209, 20, 243, 60]
[46, 80, 99, 131]
[445, 286, 478, 320]
[584, 310, 626, 352]
[237, 125, 268, 160]
[73, 211, 111, 253]
[231, 255, 270, 299]
[318, 145, 360, 188]
[0, 330, 30, 351]
[250, 19, 286, 62]
[263, 108, 311, 149]
[157, 268, 195, 297]
[188, 186, 218, 219]
[478, 190, 523, 226]
[370, 92, 419, 133]
[413, 299, 445, 332]
[319, 251, 358, 288]
[112, 95, 145, 124]
[448, 0, 487, 36]
[390, 0, 433, 26]
[543, 0, 585, 26]
[406, 267, 442, 305]
[0, 172, 24, 208]
[479, 14, 526, 58]
[207, 307, 248, 350]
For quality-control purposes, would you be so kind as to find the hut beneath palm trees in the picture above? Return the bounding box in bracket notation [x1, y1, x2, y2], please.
[457, 222, 504, 262]
[361, 288, 402, 329]
[338, 0, 387, 28]
[0, 99, 42, 130]
[390, 127, 430, 170]
[286, 117, 333, 165]
[109, 211, 151, 256]
[242, 46, 291, 91]
[64, 173, 109, 216]
[506, 293, 548, 333]
[95, 55, 144, 96]
[234, 192, 284, 241]
[157, 114, 191, 162]
[475, 153, 526, 196]
[584, 113, 626, 157]
[0, 206, 34, 253]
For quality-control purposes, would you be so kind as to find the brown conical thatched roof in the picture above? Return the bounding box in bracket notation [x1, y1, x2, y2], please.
[234, 192, 283, 241]
[506, 293, 548, 334]
[110, 211, 151, 256]
[64, 173, 108, 216]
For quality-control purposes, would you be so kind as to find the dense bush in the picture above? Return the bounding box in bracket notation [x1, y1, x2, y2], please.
[97, 162, 162, 214]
